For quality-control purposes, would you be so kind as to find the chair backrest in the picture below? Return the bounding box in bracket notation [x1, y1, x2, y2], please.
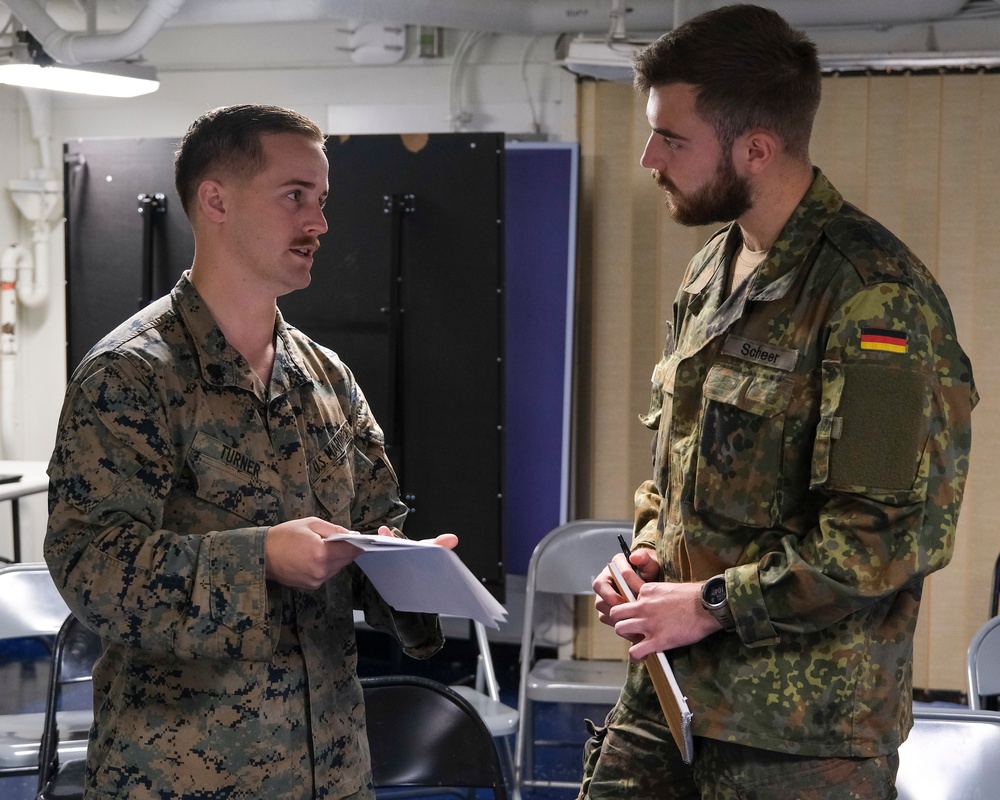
[36, 614, 104, 799]
[527, 520, 633, 596]
[896, 706, 1000, 799]
[967, 614, 1000, 710]
[361, 675, 508, 800]
[520, 519, 632, 660]
[991, 552, 999, 618]
[0, 563, 70, 641]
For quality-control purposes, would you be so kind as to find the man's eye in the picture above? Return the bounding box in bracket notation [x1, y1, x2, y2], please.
[287, 190, 301, 201]
[662, 137, 680, 151]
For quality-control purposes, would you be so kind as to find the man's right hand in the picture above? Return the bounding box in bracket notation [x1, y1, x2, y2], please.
[593, 547, 660, 627]
[264, 517, 362, 591]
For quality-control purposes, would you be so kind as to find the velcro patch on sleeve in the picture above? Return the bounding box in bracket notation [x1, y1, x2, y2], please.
[828, 362, 929, 492]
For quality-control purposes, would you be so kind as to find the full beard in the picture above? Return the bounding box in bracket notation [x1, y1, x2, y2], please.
[653, 157, 752, 227]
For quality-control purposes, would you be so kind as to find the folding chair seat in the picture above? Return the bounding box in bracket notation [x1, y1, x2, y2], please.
[896, 706, 1000, 799]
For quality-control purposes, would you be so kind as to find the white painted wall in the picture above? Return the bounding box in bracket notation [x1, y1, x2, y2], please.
[0, 19, 578, 561]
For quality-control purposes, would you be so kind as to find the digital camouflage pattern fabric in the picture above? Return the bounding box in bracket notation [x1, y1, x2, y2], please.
[621, 170, 977, 758]
[46, 273, 442, 799]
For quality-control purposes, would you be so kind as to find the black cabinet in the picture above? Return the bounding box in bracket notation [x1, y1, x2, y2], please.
[64, 133, 505, 597]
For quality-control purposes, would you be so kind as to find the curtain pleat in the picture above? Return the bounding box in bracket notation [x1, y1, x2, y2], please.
[574, 73, 1000, 692]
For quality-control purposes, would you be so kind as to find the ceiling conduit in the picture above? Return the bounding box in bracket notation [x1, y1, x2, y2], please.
[4, 0, 186, 64]
[166, 0, 969, 34]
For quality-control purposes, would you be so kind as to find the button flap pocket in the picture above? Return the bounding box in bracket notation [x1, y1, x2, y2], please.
[703, 364, 794, 418]
[187, 431, 281, 525]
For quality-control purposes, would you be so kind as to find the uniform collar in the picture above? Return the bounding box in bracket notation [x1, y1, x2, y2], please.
[172, 271, 310, 396]
[682, 168, 844, 305]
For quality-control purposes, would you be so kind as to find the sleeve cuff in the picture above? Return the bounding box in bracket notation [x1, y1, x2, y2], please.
[209, 526, 273, 635]
[727, 562, 780, 648]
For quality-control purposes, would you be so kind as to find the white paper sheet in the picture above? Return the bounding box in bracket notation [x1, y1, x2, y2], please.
[326, 533, 508, 628]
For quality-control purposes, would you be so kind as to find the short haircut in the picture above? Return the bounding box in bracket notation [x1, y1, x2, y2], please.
[632, 4, 821, 161]
[174, 104, 325, 217]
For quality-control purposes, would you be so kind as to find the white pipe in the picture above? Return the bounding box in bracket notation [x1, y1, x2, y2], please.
[19, 88, 52, 174]
[0, 245, 29, 461]
[166, 0, 968, 34]
[5, 0, 186, 64]
[18, 222, 50, 309]
[0, 246, 27, 353]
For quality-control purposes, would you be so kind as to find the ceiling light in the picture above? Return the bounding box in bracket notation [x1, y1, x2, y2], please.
[0, 29, 159, 98]
[0, 59, 159, 97]
[560, 37, 647, 83]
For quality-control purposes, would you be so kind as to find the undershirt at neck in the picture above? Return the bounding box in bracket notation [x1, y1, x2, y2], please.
[729, 242, 769, 293]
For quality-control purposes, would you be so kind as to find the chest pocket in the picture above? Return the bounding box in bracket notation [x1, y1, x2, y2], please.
[309, 422, 355, 525]
[187, 431, 282, 526]
[694, 364, 794, 527]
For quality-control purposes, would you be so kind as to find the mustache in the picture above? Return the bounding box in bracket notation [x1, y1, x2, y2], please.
[291, 237, 321, 251]
[652, 169, 675, 193]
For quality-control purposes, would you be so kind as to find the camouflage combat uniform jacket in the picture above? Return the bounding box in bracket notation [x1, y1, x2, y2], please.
[623, 170, 977, 758]
[45, 272, 442, 799]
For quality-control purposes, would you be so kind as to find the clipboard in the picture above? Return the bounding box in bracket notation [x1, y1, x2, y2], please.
[609, 560, 695, 764]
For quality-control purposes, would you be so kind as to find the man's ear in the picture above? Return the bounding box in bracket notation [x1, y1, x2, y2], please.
[196, 180, 227, 223]
[734, 129, 778, 176]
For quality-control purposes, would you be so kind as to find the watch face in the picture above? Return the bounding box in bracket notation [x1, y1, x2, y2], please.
[704, 577, 726, 606]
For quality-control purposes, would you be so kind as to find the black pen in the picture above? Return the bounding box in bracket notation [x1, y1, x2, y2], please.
[617, 533, 632, 562]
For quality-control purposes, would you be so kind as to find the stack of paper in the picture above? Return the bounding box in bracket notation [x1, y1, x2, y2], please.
[326, 533, 508, 629]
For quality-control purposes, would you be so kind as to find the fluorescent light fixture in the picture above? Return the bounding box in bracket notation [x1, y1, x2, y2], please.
[560, 37, 646, 83]
[0, 59, 159, 97]
[562, 35, 1000, 82]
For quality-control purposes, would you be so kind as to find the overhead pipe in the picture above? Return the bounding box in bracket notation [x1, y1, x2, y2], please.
[166, 0, 968, 34]
[4, 0, 186, 64]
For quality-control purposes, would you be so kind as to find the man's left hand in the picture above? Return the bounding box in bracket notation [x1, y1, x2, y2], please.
[610, 580, 722, 660]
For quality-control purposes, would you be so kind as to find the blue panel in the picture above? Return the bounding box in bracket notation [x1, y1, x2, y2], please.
[503, 142, 578, 574]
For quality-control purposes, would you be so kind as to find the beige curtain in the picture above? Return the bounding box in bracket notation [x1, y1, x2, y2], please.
[574, 73, 1000, 692]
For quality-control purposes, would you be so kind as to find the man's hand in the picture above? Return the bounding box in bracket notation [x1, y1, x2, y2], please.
[593, 547, 661, 623]
[264, 517, 362, 591]
[382, 526, 459, 550]
[593, 547, 721, 660]
[610, 580, 721, 661]
[265, 521, 461, 591]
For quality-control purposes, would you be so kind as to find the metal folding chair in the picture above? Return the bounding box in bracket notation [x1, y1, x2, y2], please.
[449, 620, 518, 782]
[513, 520, 630, 797]
[967, 614, 1000, 711]
[896, 706, 1000, 799]
[0, 563, 74, 781]
[36, 613, 103, 800]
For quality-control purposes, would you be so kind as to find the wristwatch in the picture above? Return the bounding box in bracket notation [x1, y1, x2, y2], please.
[701, 574, 736, 632]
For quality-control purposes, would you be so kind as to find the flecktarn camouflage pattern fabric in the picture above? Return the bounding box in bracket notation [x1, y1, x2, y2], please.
[620, 170, 977, 758]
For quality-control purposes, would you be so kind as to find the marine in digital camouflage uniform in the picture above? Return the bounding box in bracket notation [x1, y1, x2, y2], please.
[581, 7, 977, 800]
[45, 106, 444, 800]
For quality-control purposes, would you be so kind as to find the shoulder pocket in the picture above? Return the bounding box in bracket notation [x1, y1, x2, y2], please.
[812, 360, 930, 493]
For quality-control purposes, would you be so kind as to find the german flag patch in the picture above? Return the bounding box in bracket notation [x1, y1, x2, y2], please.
[860, 327, 907, 354]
